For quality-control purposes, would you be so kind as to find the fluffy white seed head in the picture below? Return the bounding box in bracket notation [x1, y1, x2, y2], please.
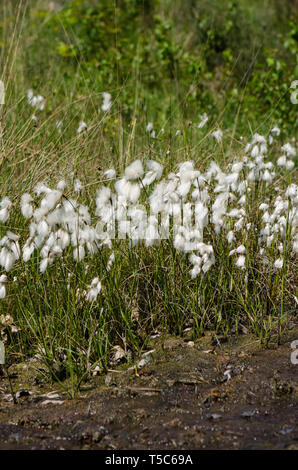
[125, 160, 144, 180]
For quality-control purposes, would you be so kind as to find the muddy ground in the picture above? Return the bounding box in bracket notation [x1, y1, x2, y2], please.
[0, 327, 297, 450]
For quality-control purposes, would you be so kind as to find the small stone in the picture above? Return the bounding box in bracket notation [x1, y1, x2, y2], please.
[279, 428, 294, 435]
[241, 411, 256, 418]
[207, 413, 221, 420]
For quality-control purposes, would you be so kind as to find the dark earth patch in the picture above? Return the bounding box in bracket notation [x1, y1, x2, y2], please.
[0, 328, 297, 450]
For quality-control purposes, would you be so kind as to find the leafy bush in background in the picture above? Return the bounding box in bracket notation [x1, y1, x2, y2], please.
[11, 0, 295, 130]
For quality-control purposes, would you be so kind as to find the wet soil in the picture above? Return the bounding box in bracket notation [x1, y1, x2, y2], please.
[0, 328, 297, 450]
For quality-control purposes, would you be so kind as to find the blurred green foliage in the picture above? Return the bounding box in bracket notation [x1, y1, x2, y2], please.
[5, 0, 298, 129]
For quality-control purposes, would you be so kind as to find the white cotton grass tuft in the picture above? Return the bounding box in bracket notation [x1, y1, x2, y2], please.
[0, 127, 296, 305]
[115, 178, 141, 203]
[77, 121, 87, 134]
[0, 197, 12, 223]
[74, 179, 83, 194]
[236, 245, 246, 254]
[104, 168, 116, 180]
[210, 129, 223, 143]
[142, 160, 163, 186]
[27, 89, 45, 110]
[72, 245, 85, 262]
[274, 258, 283, 269]
[145, 122, 156, 138]
[101, 92, 112, 112]
[86, 277, 102, 302]
[227, 230, 235, 245]
[146, 122, 154, 133]
[268, 125, 280, 145]
[0, 284, 6, 299]
[124, 160, 144, 181]
[197, 113, 208, 129]
[235, 255, 246, 269]
[57, 180, 67, 191]
[107, 252, 115, 271]
[271, 125, 280, 137]
[0, 274, 7, 299]
[21, 194, 34, 219]
[281, 143, 296, 160]
[22, 242, 35, 262]
[56, 120, 62, 133]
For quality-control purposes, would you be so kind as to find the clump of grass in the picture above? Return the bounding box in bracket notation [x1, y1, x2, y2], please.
[0, 1, 297, 395]
[0, 112, 297, 393]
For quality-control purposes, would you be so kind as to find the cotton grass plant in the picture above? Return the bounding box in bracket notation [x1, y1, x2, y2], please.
[0, 91, 297, 391]
[0, 2, 296, 394]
